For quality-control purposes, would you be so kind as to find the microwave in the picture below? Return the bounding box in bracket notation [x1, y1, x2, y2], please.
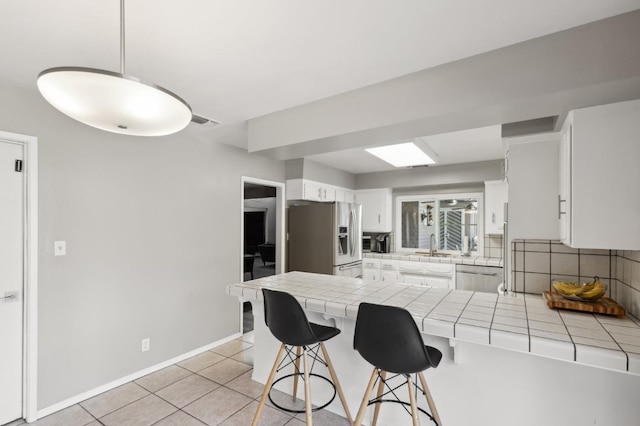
[362, 236, 372, 252]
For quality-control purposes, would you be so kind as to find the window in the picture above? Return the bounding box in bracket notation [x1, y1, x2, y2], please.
[395, 193, 483, 255]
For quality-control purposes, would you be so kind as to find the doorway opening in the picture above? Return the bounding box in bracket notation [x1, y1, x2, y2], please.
[241, 177, 285, 335]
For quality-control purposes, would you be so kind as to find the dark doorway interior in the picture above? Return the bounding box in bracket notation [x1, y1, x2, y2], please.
[244, 211, 266, 255]
[243, 182, 278, 334]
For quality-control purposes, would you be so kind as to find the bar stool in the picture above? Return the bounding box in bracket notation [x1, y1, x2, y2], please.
[252, 289, 353, 425]
[353, 302, 442, 426]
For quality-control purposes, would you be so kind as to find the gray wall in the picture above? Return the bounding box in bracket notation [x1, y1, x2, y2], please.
[285, 158, 356, 189]
[0, 82, 285, 409]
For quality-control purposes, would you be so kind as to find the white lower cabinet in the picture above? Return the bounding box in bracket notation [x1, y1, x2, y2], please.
[362, 269, 378, 281]
[362, 258, 380, 281]
[398, 261, 455, 289]
[379, 260, 399, 282]
[363, 257, 454, 288]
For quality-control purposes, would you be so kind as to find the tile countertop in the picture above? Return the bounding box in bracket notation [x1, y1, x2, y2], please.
[227, 271, 640, 375]
[363, 252, 503, 267]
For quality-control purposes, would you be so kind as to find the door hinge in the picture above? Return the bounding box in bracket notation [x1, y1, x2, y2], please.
[15, 159, 23, 172]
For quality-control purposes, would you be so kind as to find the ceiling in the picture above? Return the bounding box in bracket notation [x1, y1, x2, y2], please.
[2, 1, 639, 174]
[307, 125, 504, 174]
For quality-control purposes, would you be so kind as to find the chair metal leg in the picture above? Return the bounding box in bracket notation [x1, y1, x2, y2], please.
[407, 375, 420, 426]
[319, 342, 353, 424]
[293, 346, 302, 402]
[371, 370, 387, 426]
[303, 348, 313, 425]
[252, 343, 286, 426]
[418, 372, 441, 425]
[354, 368, 379, 426]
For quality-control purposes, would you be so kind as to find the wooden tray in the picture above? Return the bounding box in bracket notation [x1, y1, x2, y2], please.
[543, 289, 626, 317]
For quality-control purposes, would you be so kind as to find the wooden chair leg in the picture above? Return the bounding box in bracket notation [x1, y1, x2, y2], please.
[407, 375, 420, 426]
[418, 372, 441, 425]
[303, 348, 313, 425]
[354, 368, 379, 426]
[371, 370, 386, 426]
[319, 342, 353, 424]
[292, 346, 302, 402]
[252, 343, 286, 426]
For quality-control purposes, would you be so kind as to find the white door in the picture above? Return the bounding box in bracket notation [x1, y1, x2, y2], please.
[0, 140, 24, 424]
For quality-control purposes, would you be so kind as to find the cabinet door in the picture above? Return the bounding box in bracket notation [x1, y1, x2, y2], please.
[424, 276, 451, 289]
[356, 189, 392, 232]
[401, 274, 426, 286]
[506, 135, 560, 240]
[380, 270, 398, 283]
[568, 100, 640, 249]
[303, 181, 323, 202]
[336, 189, 355, 204]
[321, 185, 336, 202]
[558, 123, 571, 245]
[363, 269, 378, 281]
[484, 180, 507, 235]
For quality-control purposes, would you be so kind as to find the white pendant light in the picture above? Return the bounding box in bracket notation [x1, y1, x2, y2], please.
[37, 0, 192, 137]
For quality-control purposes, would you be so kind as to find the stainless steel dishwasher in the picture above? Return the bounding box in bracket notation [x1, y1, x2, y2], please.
[455, 264, 503, 293]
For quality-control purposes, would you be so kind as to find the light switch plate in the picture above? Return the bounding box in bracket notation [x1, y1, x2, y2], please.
[54, 241, 66, 256]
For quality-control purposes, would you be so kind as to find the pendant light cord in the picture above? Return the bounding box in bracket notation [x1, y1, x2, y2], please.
[120, 0, 125, 75]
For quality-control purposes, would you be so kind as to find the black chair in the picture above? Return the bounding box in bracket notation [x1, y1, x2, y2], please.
[252, 289, 352, 425]
[353, 302, 442, 426]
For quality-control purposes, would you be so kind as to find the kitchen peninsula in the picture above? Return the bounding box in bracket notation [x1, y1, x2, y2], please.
[228, 271, 640, 426]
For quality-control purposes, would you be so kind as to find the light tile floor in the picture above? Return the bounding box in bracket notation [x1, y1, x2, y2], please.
[12, 332, 350, 426]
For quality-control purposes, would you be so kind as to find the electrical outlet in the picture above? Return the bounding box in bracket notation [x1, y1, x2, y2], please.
[54, 241, 66, 256]
[141, 338, 150, 352]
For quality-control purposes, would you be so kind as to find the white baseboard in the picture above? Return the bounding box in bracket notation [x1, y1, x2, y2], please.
[35, 332, 242, 421]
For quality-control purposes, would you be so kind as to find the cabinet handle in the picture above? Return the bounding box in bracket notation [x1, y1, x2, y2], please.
[492, 213, 496, 224]
[558, 194, 566, 219]
[378, 214, 380, 224]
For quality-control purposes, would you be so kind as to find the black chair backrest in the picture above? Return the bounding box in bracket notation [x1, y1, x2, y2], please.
[262, 288, 318, 346]
[354, 302, 436, 374]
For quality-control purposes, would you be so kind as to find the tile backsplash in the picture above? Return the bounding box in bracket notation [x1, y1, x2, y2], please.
[616, 251, 640, 318]
[511, 239, 640, 318]
[484, 235, 503, 259]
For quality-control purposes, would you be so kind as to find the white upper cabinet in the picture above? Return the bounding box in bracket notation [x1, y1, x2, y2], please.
[506, 133, 560, 241]
[356, 188, 393, 232]
[559, 99, 640, 250]
[484, 180, 507, 235]
[335, 187, 356, 203]
[286, 179, 345, 202]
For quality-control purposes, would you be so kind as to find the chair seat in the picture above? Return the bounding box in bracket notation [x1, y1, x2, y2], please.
[310, 323, 341, 342]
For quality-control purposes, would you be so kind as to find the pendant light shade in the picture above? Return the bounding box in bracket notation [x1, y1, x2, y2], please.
[38, 67, 192, 136]
[37, 0, 192, 137]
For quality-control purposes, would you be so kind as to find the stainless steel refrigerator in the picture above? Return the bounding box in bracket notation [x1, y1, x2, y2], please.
[288, 202, 362, 277]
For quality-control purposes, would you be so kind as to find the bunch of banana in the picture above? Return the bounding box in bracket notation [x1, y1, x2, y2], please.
[579, 277, 606, 302]
[553, 276, 605, 301]
[553, 281, 583, 296]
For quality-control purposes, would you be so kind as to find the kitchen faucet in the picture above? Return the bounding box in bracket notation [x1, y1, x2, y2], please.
[429, 233, 437, 256]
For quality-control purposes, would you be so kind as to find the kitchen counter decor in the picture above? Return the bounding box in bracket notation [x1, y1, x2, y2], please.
[552, 276, 606, 302]
[544, 288, 625, 317]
